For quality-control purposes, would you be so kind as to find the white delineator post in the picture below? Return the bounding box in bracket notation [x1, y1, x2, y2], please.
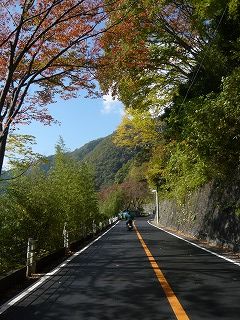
[63, 222, 69, 254]
[26, 238, 36, 278]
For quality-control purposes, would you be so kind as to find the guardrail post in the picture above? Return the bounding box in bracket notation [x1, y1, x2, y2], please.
[63, 222, 69, 254]
[92, 220, 96, 234]
[26, 238, 36, 278]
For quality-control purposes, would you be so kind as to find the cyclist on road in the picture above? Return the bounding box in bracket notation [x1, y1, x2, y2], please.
[124, 210, 135, 230]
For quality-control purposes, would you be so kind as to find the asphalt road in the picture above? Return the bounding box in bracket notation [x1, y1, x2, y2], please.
[1, 217, 240, 320]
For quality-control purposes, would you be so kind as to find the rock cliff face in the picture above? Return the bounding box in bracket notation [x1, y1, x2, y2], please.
[155, 177, 240, 252]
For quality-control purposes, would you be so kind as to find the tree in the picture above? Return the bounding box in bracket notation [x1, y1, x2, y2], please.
[99, 184, 124, 217]
[98, 0, 239, 110]
[99, 160, 150, 216]
[113, 108, 162, 149]
[0, 137, 100, 273]
[120, 163, 149, 211]
[5, 133, 44, 170]
[98, 0, 208, 107]
[49, 136, 99, 238]
[98, 0, 240, 201]
[0, 0, 126, 176]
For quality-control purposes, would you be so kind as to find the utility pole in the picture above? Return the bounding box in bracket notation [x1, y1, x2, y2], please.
[152, 189, 159, 225]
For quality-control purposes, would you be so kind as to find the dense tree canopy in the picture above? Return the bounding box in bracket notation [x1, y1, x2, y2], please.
[98, 0, 240, 200]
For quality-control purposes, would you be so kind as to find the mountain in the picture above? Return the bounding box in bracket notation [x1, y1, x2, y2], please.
[1, 134, 138, 190]
[70, 137, 105, 162]
[70, 134, 137, 189]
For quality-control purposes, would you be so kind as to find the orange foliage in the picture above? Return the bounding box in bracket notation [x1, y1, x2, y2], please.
[97, 1, 201, 96]
[0, 0, 124, 173]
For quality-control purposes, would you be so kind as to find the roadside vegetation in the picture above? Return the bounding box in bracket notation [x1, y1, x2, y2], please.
[0, 137, 150, 275]
[0, 139, 101, 274]
[98, 0, 240, 202]
[1, 0, 240, 274]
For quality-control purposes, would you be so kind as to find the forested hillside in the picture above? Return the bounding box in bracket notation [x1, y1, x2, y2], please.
[97, 0, 240, 202]
[40, 134, 139, 189]
[95, 0, 240, 248]
[70, 138, 105, 162]
[71, 134, 139, 189]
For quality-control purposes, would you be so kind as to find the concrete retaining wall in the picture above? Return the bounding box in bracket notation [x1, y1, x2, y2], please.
[155, 178, 240, 252]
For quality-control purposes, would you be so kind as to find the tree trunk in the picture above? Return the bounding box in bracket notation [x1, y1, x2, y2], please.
[0, 128, 9, 176]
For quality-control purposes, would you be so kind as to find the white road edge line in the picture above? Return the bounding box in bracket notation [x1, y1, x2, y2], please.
[0, 221, 119, 315]
[148, 220, 240, 267]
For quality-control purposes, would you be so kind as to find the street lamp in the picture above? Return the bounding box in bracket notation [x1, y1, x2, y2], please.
[152, 189, 159, 225]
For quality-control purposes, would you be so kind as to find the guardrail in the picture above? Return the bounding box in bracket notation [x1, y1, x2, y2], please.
[0, 216, 118, 301]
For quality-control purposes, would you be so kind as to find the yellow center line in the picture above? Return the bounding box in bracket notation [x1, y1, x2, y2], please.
[134, 224, 190, 320]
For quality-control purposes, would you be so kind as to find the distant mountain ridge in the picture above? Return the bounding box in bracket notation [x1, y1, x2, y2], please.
[1, 134, 138, 190]
[69, 134, 136, 189]
[70, 137, 105, 162]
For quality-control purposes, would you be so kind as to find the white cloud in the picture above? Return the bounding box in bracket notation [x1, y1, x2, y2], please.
[102, 94, 124, 115]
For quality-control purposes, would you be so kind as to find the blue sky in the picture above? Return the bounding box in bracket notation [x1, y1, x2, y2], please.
[16, 94, 124, 157]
